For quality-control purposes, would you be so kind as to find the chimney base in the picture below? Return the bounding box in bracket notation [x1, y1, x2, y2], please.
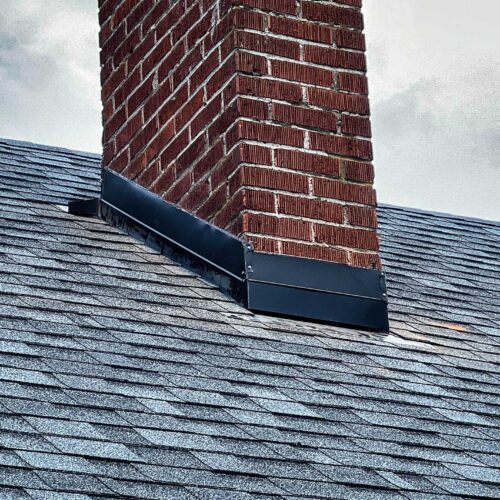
[82, 168, 389, 332]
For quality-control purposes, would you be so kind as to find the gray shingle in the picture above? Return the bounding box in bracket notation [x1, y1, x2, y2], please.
[0, 137, 499, 499]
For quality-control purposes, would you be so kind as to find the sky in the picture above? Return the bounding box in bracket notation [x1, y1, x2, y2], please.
[0, 1, 498, 221]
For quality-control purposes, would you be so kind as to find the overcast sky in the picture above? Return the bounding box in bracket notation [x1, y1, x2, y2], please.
[0, 1, 498, 221]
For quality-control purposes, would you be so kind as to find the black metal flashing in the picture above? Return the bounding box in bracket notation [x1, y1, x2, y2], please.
[68, 197, 100, 217]
[98, 168, 389, 332]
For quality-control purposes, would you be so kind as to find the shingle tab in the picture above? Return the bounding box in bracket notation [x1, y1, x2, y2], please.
[0, 137, 498, 498]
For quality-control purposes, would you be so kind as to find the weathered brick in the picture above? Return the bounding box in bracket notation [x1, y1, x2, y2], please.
[344, 160, 375, 183]
[310, 131, 373, 161]
[338, 72, 369, 95]
[279, 195, 343, 223]
[271, 60, 334, 88]
[302, 1, 364, 29]
[281, 241, 349, 264]
[233, 0, 296, 15]
[237, 75, 302, 103]
[234, 31, 301, 60]
[236, 51, 268, 76]
[342, 114, 372, 137]
[234, 166, 308, 194]
[243, 214, 312, 241]
[196, 183, 228, 220]
[313, 177, 376, 205]
[309, 88, 369, 114]
[315, 224, 379, 251]
[304, 46, 366, 71]
[238, 97, 268, 120]
[273, 104, 337, 132]
[275, 150, 341, 177]
[237, 121, 305, 148]
[336, 29, 366, 51]
[269, 16, 333, 44]
[347, 205, 378, 228]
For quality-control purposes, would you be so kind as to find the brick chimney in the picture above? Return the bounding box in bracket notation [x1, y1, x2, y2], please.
[99, 0, 380, 269]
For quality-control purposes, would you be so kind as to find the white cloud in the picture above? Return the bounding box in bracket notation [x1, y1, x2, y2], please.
[0, 1, 101, 151]
[365, 0, 500, 220]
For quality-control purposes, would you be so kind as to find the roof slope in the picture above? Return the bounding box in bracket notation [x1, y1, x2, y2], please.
[0, 137, 499, 499]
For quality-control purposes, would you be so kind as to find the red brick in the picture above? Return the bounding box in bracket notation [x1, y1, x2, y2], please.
[344, 160, 375, 183]
[137, 161, 159, 188]
[127, 73, 155, 117]
[175, 134, 207, 175]
[156, 83, 189, 126]
[313, 177, 376, 205]
[248, 236, 280, 254]
[158, 41, 186, 82]
[238, 97, 268, 120]
[190, 49, 220, 92]
[233, 0, 296, 15]
[273, 104, 337, 132]
[336, 29, 366, 51]
[175, 89, 205, 132]
[237, 75, 302, 103]
[281, 241, 349, 264]
[142, 0, 172, 34]
[234, 31, 300, 60]
[236, 52, 267, 76]
[211, 147, 240, 188]
[150, 164, 175, 194]
[144, 120, 175, 164]
[304, 46, 366, 71]
[234, 166, 308, 194]
[191, 95, 222, 137]
[193, 140, 224, 181]
[310, 132, 373, 161]
[196, 183, 228, 220]
[275, 150, 341, 177]
[239, 144, 272, 165]
[237, 121, 305, 148]
[347, 205, 378, 228]
[243, 189, 275, 213]
[339, 72, 369, 95]
[269, 16, 333, 44]
[206, 56, 237, 97]
[350, 251, 381, 270]
[308, 88, 369, 114]
[302, 1, 363, 29]
[180, 179, 210, 211]
[165, 171, 194, 204]
[142, 34, 173, 78]
[160, 129, 190, 166]
[279, 195, 343, 223]
[172, 4, 201, 44]
[315, 225, 379, 251]
[243, 214, 311, 241]
[123, 153, 146, 180]
[208, 100, 239, 143]
[103, 106, 126, 142]
[233, 8, 266, 31]
[173, 45, 203, 88]
[342, 114, 372, 137]
[187, 6, 214, 48]
[271, 60, 334, 87]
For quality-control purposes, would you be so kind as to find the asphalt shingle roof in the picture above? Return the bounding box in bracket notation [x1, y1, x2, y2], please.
[0, 136, 499, 499]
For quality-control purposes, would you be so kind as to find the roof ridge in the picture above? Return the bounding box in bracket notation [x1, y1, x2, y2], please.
[378, 203, 500, 228]
[0, 136, 102, 160]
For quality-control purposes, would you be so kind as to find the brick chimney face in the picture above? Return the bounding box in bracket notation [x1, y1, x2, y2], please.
[99, 0, 381, 269]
